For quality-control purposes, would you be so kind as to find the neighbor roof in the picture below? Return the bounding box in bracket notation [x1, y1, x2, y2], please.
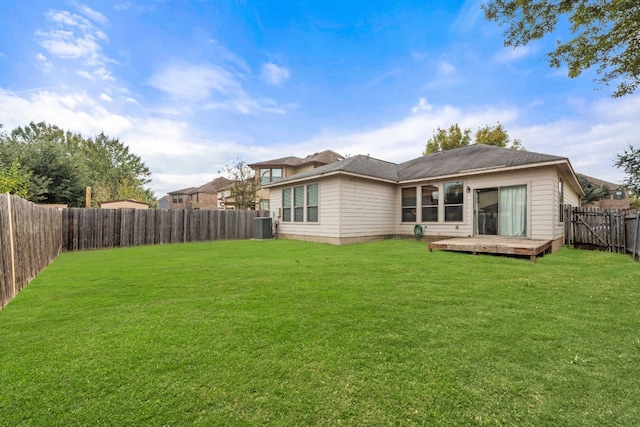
[249, 150, 344, 168]
[266, 144, 573, 186]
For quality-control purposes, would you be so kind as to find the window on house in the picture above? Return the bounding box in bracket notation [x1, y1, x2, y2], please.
[614, 190, 625, 200]
[558, 178, 564, 223]
[260, 168, 283, 185]
[307, 184, 318, 222]
[281, 184, 318, 223]
[421, 185, 438, 222]
[294, 186, 304, 222]
[259, 199, 270, 210]
[282, 188, 291, 221]
[172, 194, 184, 204]
[444, 181, 464, 222]
[402, 187, 417, 222]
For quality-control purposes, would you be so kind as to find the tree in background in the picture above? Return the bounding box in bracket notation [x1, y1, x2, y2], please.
[615, 144, 640, 199]
[483, 0, 640, 97]
[0, 121, 154, 207]
[223, 160, 258, 210]
[577, 174, 611, 205]
[77, 132, 155, 206]
[424, 122, 524, 154]
[0, 160, 31, 198]
[3, 122, 87, 205]
[474, 123, 525, 150]
[423, 124, 471, 154]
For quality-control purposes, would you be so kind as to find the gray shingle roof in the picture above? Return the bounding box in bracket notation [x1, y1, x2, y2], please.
[266, 144, 570, 186]
[266, 154, 398, 185]
[399, 144, 567, 181]
[249, 150, 344, 168]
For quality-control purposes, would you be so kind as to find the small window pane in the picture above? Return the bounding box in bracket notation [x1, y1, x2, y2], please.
[444, 181, 464, 204]
[272, 168, 282, 182]
[445, 206, 463, 222]
[307, 184, 318, 222]
[307, 207, 318, 222]
[421, 185, 438, 222]
[294, 186, 304, 222]
[402, 187, 417, 206]
[260, 170, 270, 185]
[282, 188, 291, 222]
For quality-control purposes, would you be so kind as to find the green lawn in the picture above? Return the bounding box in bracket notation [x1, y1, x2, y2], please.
[1, 239, 639, 426]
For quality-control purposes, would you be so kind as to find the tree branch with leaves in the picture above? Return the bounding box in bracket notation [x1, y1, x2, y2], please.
[483, 0, 640, 97]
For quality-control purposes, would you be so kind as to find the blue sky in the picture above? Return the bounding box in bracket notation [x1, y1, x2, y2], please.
[1, 0, 638, 197]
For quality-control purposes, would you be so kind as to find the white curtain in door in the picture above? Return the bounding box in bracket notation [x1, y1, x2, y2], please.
[499, 185, 526, 236]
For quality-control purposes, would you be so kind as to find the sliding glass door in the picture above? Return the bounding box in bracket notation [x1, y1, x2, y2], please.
[475, 185, 527, 237]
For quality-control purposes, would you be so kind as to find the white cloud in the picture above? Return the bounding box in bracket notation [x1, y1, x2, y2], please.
[451, 0, 483, 33]
[76, 4, 109, 25]
[35, 8, 111, 72]
[149, 63, 239, 101]
[495, 45, 533, 63]
[150, 62, 287, 114]
[425, 60, 462, 90]
[440, 61, 456, 75]
[260, 63, 291, 86]
[209, 39, 251, 75]
[100, 93, 112, 102]
[411, 98, 432, 113]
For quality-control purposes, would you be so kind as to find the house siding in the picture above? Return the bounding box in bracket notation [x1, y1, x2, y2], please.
[338, 177, 396, 238]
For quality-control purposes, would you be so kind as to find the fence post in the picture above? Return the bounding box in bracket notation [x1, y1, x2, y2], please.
[633, 211, 640, 261]
[6, 194, 17, 300]
[609, 211, 615, 253]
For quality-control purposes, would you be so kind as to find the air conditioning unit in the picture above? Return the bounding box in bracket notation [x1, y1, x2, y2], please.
[253, 217, 273, 239]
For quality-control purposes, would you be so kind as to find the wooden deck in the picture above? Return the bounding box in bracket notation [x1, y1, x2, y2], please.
[428, 237, 552, 262]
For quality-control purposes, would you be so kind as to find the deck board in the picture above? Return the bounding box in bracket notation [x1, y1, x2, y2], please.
[428, 237, 552, 262]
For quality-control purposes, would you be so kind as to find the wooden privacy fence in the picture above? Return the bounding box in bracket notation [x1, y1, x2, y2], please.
[1, 193, 270, 309]
[0, 194, 63, 309]
[62, 208, 269, 251]
[566, 206, 640, 261]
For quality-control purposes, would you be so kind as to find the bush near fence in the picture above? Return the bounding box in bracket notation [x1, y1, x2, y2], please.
[1, 193, 270, 309]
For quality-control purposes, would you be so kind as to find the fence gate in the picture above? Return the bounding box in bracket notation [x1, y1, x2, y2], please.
[568, 207, 639, 260]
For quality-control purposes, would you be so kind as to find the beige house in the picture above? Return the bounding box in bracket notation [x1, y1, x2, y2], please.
[98, 199, 150, 209]
[264, 145, 583, 252]
[249, 150, 344, 210]
[168, 177, 233, 210]
[579, 174, 630, 210]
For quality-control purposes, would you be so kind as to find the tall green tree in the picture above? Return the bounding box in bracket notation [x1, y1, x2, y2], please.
[475, 123, 525, 150]
[423, 124, 472, 154]
[483, 0, 640, 97]
[76, 132, 154, 206]
[424, 123, 524, 154]
[223, 160, 258, 210]
[0, 121, 154, 206]
[5, 122, 87, 205]
[615, 144, 640, 196]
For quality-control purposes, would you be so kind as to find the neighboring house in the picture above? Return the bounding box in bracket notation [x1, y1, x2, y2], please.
[249, 150, 344, 210]
[99, 199, 150, 209]
[579, 174, 630, 210]
[264, 144, 583, 252]
[156, 195, 170, 209]
[167, 177, 233, 210]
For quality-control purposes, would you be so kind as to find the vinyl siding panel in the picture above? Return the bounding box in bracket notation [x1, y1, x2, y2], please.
[338, 177, 396, 237]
